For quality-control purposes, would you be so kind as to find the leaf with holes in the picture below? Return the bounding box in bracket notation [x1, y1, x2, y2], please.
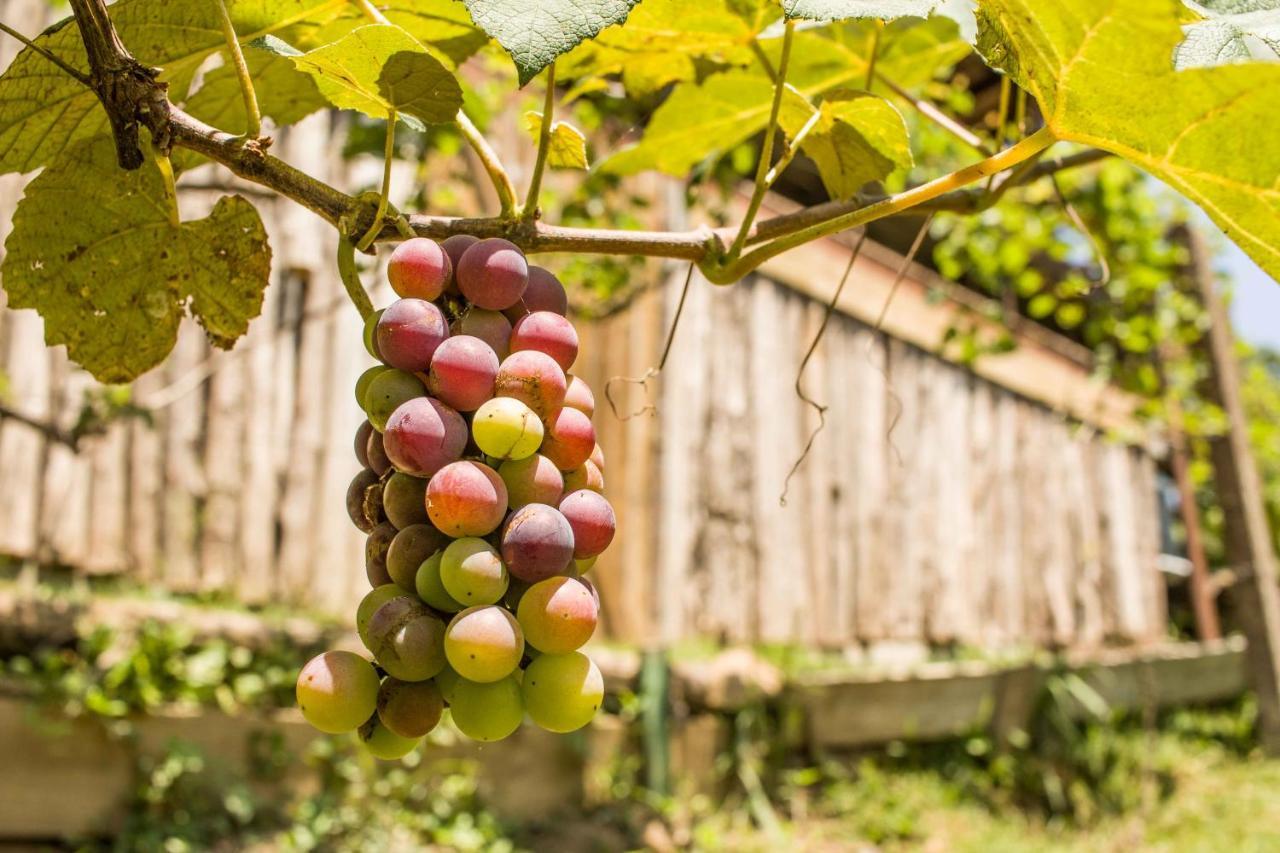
[1, 136, 271, 382]
[976, 0, 1280, 283]
[1176, 0, 1280, 68]
[779, 88, 912, 198]
[461, 0, 643, 85]
[258, 24, 462, 127]
[523, 111, 589, 169]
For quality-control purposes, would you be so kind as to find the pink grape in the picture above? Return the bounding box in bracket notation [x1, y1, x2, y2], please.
[590, 443, 605, 471]
[382, 397, 467, 477]
[386, 523, 449, 592]
[494, 350, 566, 419]
[444, 605, 524, 682]
[540, 406, 595, 471]
[516, 576, 598, 654]
[377, 677, 445, 738]
[521, 651, 603, 733]
[559, 490, 616, 559]
[366, 596, 448, 681]
[500, 503, 575, 582]
[564, 374, 595, 417]
[452, 309, 512, 359]
[426, 460, 508, 536]
[427, 335, 498, 412]
[358, 715, 420, 760]
[563, 460, 604, 494]
[499, 454, 564, 509]
[376, 298, 449, 372]
[456, 238, 528, 310]
[296, 650, 379, 734]
[441, 234, 479, 295]
[364, 369, 424, 432]
[388, 238, 450, 301]
[449, 675, 523, 742]
[347, 468, 379, 533]
[518, 266, 569, 316]
[366, 521, 398, 587]
[366, 428, 392, 476]
[510, 311, 578, 371]
[381, 472, 429, 528]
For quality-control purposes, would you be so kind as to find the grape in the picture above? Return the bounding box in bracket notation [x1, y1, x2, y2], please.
[540, 406, 596, 471]
[296, 650, 379, 734]
[366, 428, 392, 476]
[355, 366, 389, 409]
[433, 663, 462, 704]
[386, 523, 449, 592]
[564, 374, 595, 417]
[354, 420, 375, 468]
[377, 676, 445, 738]
[452, 308, 512, 360]
[388, 237, 450, 301]
[559, 490, 616, 559]
[347, 468, 380, 533]
[382, 472, 430, 528]
[449, 675, 524, 742]
[499, 454, 564, 509]
[494, 350, 567, 419]
[426, 460, 508, 536]
[503, 576, 532, 611]
[472, 397, 544, 461]
[510, 311, 578, 371]
[365, 521, 398, 587]
[500, 503, 575, 582]
[574, 555, 598, 574]
[363, 309, 384, 360]
[382, 396, 468, 477]
[517, 265, 569, 317]
[415, 550, 465, 613]
[358, 584, 411, 649]
[522, 652, 603, 733]
[516, 576, 598, 654]
[376, 298, 450, 372]
[440, 537, 509, 606]
[578, 576, 602, 612]
[367, 597, 448, 681]
[590, 443, 605, 471]
[427, 335, 499, 412]
[456, 238, 528, 310]
[357, 715, 421, 760]
[444, 605, 524, 682]
[562, 460, 605, 494]
[364, 369, 425, 432]
[441, 234, 479, 295]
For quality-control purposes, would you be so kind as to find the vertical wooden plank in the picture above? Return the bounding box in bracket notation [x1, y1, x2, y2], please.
[161, 326, 207, 592]
[84, 421, 129, 574]
[199, 350, 243, 593]
[127, 370, 164, 582]
[853, 327, 890, 641]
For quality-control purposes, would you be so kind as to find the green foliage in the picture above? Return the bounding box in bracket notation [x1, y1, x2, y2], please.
[1176, 0, 1280, 68]
[779, 87, 912, 198]
[782, 0, 964, 24]
[1, 135, 271, 382]
[523, 111, 589, 169]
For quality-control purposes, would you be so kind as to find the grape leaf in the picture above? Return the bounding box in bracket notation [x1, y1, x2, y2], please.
[977, 0, 1280, 282]
[183, 49, 327, 134]
[1176, 0, 1280, 68]
[778, 88, 912, 198]
[782, 0, 945, 21]
[383, 0, 491, 65]
[0, 0, 347, 175]
[523, 111, 589, 169]
[558, 0, 779, 96]
[460, 0, 643, 85]
[261, 24, 462, 126]
[1, 136, 271, 382]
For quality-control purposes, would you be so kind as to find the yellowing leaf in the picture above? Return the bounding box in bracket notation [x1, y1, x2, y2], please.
[779, 88, 912, 198]
[524, 112, 589, 169]
[977, 0, 1280, 282]
[1, 137, 272, 382]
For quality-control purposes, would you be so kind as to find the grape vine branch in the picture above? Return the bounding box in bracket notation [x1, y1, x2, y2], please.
[45, 0, 1101, 293]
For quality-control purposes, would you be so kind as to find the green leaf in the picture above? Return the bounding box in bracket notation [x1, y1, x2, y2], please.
[0, 0, 347, 175]
[976, 0, 1280, 284]
[779, 88, 912, 198]
[270, 24, 462, 125]
[1176, 1, 1280, 68]
[1, 137, 271, 382]
[783, 0, 945, 22]
[183, 48, 327, 134]
[523, 111, 589, 169]
[461, 0, 644, 85]
[383, 0, 492, 65]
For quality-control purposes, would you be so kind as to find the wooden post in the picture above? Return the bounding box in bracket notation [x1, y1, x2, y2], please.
[1188, 227, 1280, 753]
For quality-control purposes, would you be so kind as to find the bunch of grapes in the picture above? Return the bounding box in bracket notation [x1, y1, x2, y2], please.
[295, 236, 614, 758]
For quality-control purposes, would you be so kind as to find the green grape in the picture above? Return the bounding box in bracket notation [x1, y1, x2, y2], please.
[382, 472, 430, 529]
[296, 650, 379, 734]
[367, 597, 448, 681]
[357, 585, 411, 650]
[386, 524, 449, 591]
[440, 537, 509, 606]
[415, 550, 465, 613]
[449, 675, 524, 742]
[471, 397, 543, 460]
[377, 677, 445, 738]
[363, 308, 385, 360]
[357, 714, 421, 760]
[516, 576, 597, 654]
[521, 651, 603, 734]
[364, 369, 425, 432]
[444, 606, 524, 682]
[355, 365, 390, 409]
[433, 663, 463, 705]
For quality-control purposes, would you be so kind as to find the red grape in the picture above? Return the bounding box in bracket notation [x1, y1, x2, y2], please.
[540, 406, 595, 471]
[562, 460, 604, 494]
[427, 335, 498, 412]
[441, 234, 479, 295]
[456, 238, 528, 310]
[376, 298, 449, 372]
[426, 460, 508, 536]
[452, 308, 512, 360]
[494, 350, 566, 419]
[559, 490, 616, 558]
[499, 454, 564, 509]
[388, 238, 450, 301]
[564, 374, 595, 417]
[500, 503, 575, 582]
[382, 397, 467, 477]
[522, 266, 569, 315]
[510, 311, 578, 371]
